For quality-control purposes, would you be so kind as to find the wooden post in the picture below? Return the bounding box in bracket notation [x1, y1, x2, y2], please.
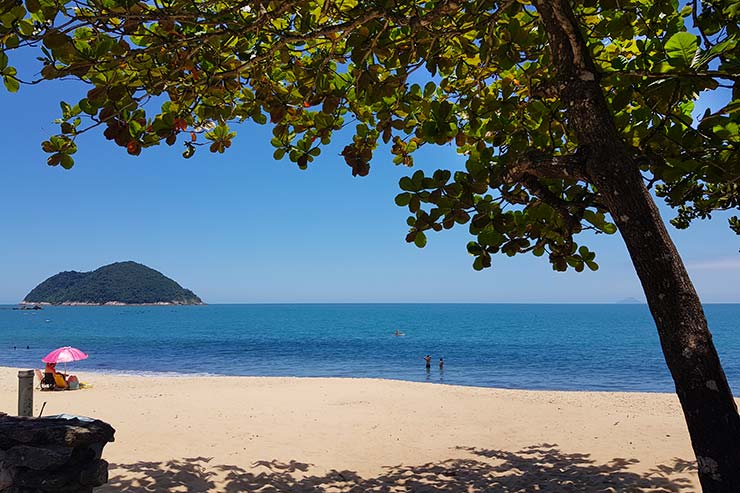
[17, 370, 33, 417]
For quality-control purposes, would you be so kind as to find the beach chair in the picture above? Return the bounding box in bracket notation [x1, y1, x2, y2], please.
[53, 373, 69, 390]
[35, 369, 55, 391]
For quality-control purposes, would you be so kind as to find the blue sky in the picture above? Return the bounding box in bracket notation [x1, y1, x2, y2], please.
[1, 64, 738, 304]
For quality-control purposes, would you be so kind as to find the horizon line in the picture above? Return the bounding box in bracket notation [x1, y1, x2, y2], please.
[2, 301, 740, 305]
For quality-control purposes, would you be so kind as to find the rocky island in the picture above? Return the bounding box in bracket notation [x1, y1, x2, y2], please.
[22, 261, 203, 305]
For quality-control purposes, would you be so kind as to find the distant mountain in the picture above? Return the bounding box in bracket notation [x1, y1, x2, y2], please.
[616, 297, 643, 304]
[23, 261, 203, 305]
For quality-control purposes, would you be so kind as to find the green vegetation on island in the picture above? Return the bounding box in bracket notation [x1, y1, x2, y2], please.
[23, 261, 203, 305]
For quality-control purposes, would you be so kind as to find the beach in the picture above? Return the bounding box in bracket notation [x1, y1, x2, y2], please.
[0, 367, 708, 492]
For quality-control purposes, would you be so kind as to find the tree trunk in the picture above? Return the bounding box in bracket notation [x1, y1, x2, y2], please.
[596, 156, 740, 492]
[532, 0, 740, 490]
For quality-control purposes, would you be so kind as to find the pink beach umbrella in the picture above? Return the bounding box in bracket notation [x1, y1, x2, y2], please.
[42, 346, 89, 374]
[42, 346, 88, 364]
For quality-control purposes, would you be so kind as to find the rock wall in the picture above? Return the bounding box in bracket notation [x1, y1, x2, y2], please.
[0, 414, 114, 492]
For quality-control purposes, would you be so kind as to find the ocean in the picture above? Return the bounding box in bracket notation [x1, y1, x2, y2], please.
[1, 303, 739, 393]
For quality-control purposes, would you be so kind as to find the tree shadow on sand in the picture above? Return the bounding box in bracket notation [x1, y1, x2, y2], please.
[98, 444, 696, 492]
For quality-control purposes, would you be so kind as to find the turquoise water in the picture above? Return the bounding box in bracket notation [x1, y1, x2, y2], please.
[1, 304, 739, 392]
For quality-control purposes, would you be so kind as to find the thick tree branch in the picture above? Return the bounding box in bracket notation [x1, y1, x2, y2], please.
[609, 70, 740, 82]
[507, 151, 588, 182]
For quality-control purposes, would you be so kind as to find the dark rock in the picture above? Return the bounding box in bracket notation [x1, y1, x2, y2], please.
[0, 415, 114, 492]
[14, 465, 78, 490]
[0, 416, 115, 448]
[14, 305, 43, 310]
[0, 461, 15, 490]
[5, 445, 72, 470]
[79, 459, 108, 486]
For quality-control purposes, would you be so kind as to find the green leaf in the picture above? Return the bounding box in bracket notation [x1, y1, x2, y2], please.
[423, 81, 436, 98]
[17, 19, 34, 36]
[60, 154, 74, 169]
[692, 36, 737, 69]
[47, 152, 74, 168]
[79, 98, 96, 115]
[47, 153, 62, 166]
[399, 176, 414, 191]
[665, 32, 699, 68]
[4, 35, 19, 49]
[467, 241, 483, 255]
[43, 31, 70, 49]
[26, 0, 41, 13]
[414, 231, 427, 248]
[3, 76, 19, 93]
[411, 170, 424, 189]
[60, 101, 72, 118]
[602, 223, 617, 234]
[40, 64, 58, 80]
[395, 192, 411, 207]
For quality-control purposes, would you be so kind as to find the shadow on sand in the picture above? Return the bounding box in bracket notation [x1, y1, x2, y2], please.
[98, 444, 696, 492]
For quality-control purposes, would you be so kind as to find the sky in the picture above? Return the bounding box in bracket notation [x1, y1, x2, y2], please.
[1, 61, 738, 304]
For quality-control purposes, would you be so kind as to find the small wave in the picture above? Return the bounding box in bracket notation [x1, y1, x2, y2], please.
[86, 369, 223, 378]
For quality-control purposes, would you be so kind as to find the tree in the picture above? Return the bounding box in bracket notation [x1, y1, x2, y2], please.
[2, 0, 739, 489]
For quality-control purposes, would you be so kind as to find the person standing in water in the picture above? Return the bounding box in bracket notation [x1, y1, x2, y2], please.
[424, 355, 432, 369]
[439, 357, 444, 370]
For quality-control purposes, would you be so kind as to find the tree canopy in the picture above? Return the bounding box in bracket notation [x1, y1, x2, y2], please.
[1, 0, 738, 273]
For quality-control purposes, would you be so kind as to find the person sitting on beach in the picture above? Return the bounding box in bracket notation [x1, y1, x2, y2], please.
[424, 355, 432, 369]
[41, 362, 57, 389]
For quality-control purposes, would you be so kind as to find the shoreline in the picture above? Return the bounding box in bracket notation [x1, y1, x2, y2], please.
[0, 366, 708, 491]
[11, 366, 701, 394]
[2, 365, 686, 394]
[1, 362, 691, 393]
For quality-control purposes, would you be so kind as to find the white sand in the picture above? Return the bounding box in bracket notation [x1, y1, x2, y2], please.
[0, 367, 708, 492]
